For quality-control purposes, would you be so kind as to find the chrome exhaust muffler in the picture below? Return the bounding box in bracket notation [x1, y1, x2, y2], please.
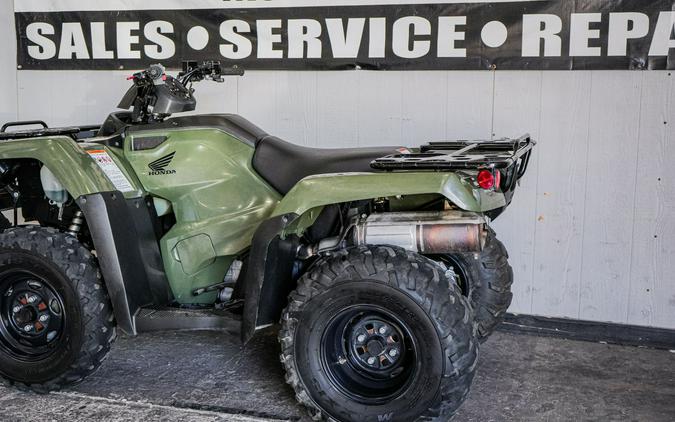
[353, 211, 487, 253]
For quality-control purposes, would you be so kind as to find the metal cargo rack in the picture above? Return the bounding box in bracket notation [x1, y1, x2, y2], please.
[0, 120, 100, 141]
[371, 134, 535, 179]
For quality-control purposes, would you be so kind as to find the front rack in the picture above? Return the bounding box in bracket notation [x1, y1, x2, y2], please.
[0, 120, 100, 141]
[371, 134, 535, 178]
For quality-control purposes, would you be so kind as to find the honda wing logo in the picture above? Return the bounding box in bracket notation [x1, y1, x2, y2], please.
[148, 152, 177, 175]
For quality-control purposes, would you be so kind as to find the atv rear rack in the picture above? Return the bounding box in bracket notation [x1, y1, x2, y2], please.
[0, 120, 100, 141]
[371, 134, 535, 179]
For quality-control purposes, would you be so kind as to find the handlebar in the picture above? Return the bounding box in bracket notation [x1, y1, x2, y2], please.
[120, 60, 244, 123]
[127, 61, 244, 87]
[178, 61, 245, 85]
[220, 66, 245, 76]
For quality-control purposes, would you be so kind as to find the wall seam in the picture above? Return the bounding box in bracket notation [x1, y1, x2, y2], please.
[12, 0, 19, 120]
[490, 69, 496, 140]
[576, 71, 595, 320]
[625, 71, 646, 325]
[528, 71, 545, 314]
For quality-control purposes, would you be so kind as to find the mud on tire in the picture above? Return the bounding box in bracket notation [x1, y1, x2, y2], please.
[0, 227, 116, 392]
[279, 246, 479, 422]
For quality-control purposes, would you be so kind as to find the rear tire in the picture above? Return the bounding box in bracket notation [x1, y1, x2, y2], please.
[279, 246, 478, 422]
[436, 229, 513, 341]
[0, 227, 116, 392]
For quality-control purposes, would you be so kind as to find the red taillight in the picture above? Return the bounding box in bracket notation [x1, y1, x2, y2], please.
[477, 170, 495, 190]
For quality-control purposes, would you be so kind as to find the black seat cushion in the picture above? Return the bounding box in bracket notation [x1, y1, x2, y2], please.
[252, 136, 400, 195]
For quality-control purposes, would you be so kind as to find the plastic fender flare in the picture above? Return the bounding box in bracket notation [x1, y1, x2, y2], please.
[271, 172, 506, 218]
[77, 192, 172, 336]
[241, 172, 507, 342]
[0, 136, 142, 198]
[241, 213, 299, 343]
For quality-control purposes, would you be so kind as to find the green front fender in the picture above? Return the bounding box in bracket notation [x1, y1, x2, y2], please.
[273, 171, 506, 222]
[0, 136, 143, 198]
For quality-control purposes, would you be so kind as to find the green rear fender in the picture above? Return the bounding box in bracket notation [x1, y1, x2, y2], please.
[242, 170, 506, 341]
[0, 136, 143, 198]
[273, 171, 506, 234]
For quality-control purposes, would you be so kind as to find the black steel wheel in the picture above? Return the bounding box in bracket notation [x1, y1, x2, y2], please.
[0, 227, 116, 392]
[279, 246, 478, 422]
[0, 272, 66, 360]
[320, 305, 417, 405]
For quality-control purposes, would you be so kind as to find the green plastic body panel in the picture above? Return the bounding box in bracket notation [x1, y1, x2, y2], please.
[123, 128, 280, 303]
[275, 172, 504, 216]
[276, 172, 506, 236]
[0, 126, 507, 308]
[0, 136, 143, 198]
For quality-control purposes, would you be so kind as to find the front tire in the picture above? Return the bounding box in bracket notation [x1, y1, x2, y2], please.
[0, 227, 116, 392]
[279, 246, 478, 422]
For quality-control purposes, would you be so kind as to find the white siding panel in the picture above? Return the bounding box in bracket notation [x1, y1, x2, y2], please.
[579, 71, 643, 324]
[356, 71, 403, 147]
[446, 71, 493, 140]
[273, 72, 317, 146]
[194, 77, 238, 115]
[491, 71, 542, 315]
[17, 70, 133, 126]
[530, 72, 592, 319]
[0, 1, 16, 125]
[628, 71, 675, 328]
[237, 71, 279, 135]
[316, 71, 360, 148]
[401, 71, 448, 145]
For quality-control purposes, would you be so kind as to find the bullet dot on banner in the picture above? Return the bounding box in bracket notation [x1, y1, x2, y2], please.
[187, 26, 209, 50]
[481, 21, 508, 48]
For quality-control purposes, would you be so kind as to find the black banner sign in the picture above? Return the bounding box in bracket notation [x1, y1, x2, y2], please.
[13, 1, 675, 70]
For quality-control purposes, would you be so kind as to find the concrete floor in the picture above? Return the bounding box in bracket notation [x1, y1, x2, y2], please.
[0, 328, 674, 422]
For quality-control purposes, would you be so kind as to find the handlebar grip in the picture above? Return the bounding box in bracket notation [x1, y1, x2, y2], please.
[220, 67, 245, 76]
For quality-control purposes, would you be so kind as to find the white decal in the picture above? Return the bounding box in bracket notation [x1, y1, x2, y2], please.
[87, 150, 135, 193]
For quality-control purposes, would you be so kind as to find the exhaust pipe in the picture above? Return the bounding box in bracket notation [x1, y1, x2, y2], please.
[353, 211, 487, 253]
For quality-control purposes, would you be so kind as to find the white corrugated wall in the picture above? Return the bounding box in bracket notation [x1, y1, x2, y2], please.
[1, 2, 674, 329]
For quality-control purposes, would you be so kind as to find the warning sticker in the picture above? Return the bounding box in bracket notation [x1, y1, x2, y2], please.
[87, 150, 135, 193]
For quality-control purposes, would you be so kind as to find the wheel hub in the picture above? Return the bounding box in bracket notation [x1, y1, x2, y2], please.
[349, 318, 404, 371]
[9, 290, 52, 336]
[13, 306, 36, 326]
[320, 306, 418, 404]
[0, 274, 65, 359]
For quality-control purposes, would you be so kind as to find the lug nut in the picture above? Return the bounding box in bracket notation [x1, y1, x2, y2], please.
[367, 357, 376, 365]
[28, 296, 38, 303]
[378, 326, 387, 335]
[39, 315, 48, 322]
[389, 349, 398, 357]
[357, 334, 366, 343]
[12, 306, 22, 313]
[24, 324, 32, 332]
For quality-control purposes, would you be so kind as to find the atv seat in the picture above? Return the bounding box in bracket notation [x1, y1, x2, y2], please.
[252, 135, 399, 195]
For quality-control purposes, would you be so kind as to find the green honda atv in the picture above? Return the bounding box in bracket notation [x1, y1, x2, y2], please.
[0, 61, 534, 421]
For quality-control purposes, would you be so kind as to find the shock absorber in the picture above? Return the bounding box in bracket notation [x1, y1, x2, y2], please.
[66, 210, 84, 237]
